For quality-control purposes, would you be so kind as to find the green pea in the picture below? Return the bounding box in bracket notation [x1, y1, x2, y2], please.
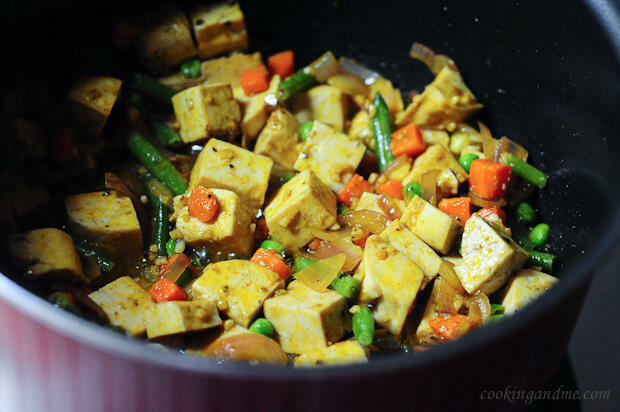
[294, 256, 316, 272]
[529, 223, 550, 247]
[48, 292, 81, 315]
[488, 314, 505, 324]
[260, 239, 285, 254]
[331, 276, 361, 299]
[490, 304, 505, 315]
[181, 59, 201, 78]
[516, 202, 536, 224]
[166, 239, 177, 257]
[402, 181, 423, 199]
[459, 153, 479, 173]
[299, 121, 313, 141]
[249, 318, 274, 337]
[352, 306, 375, 346]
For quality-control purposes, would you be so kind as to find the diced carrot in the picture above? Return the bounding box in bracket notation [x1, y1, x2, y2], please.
[241, 65, 270, 95]
[375, 179, 404, 200]
[149, 277, 187, 303]
[337, 174, 372, 206]
[469, 159, 512, 200]
[188, 186, 219, 224]
[267, 51, 294, 79]
[438, 197, 472, 226]
[477, 207, 507, 224]
[390, 124, 426, 157]
[428, 313, 475, 341]
[354, 234, 370, 248]
[255, 217, 269, 240]
[308, 238, 323, 251]
[250, 248, 292, 280]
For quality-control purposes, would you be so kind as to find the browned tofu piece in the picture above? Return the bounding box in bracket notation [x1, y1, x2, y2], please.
[8, 228, 86, 283]
[190, 3, 248, 59]
[254, 107, 301, 170]
[66, 77, 122, 138]
[136, 6, 197, 69]
[65, 191, 142, 269]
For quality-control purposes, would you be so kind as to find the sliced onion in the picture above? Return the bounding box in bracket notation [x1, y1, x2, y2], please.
[339, 57, 381, 85]
[379, 155, 410, 179]
[377, 194, 403, 220]
[327, 74, 368, 97]
[309, 51, 339, 83]
[420, 169, 439, 206]
[436, 276, 459, 313]
[338, 210, 390, 234]
[493, 136, 529, 162]
[478, 121, 497, 160]
[409, 42, 458, 75]
[161, 254, 191, 283]
[311, 229, 363, 272]
[468, 190, 507, 208]
[294, 253, 346, 292]
[438, 261, 466, 295]
[465, 291, 491, 325]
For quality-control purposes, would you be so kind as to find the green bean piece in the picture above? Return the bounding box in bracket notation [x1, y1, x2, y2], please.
[128, 130, 187, 195]
[513, 234, 537, 250]
[488, 314, 506, 324]
[282, 172, 296, 183]
[278, 68, 316, 101]
[249, 318, 274, 337]
[190, 249, 206, 270]
[516, 202, 536, 224]
[523, 248, 555, 273]
[299, 121, 313, 141]
[294, 256, 316, 272]
[260, 239, 285, 253]
[459, 152, 479, 173]
[337, 204, 351, 215]
[48, 292, 81, 315]
[371, 93, 396, 172]
[529, 223, 550, 247]
[353, 306, 375, 346]
[152, 201, 171, 256]
[151, 121, 182, 147]
[175, 268, 193, 287]
[457, 237, 463, 256]
[181, 59, 201, 78]
[165, 238, 177, 257]
[331, 276, 361, 299]
[128, 73, 177, 104]
[403, 181, 423, 199]
[501, 153, 548, 189]
[490, 304, 505, 315]
[76, 242, 115, 273]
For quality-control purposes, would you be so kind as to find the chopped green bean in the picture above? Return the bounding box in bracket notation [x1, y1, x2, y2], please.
[175, 268, 192, 287]
[48, 292, 81, 315]
[299, 120, 313, 141]
[76, 242, 115, 273]
[260, 239, 285, 253]
[294, 256, 315, 272]
[523, 247, 555, 272]
[459, 153, 479, 173]
[249, 318, 274, 337]
[371, 93, 396, 172]
[490, 304, 505, 315]
[488, 314, 505, 324]
[180, 59, 201, 78]
[151, 121, 182, 147]
[353, 306, 375, 346]
[278, 68, 316, 101]
[516, 202, 536, 224]
[513, 234, 537, 250]
[331, 276, 361, 299]
[128, 73, 176, 104]
[152, 201, 170, 256]
[501, 153, 548, 189]
[529, 223, 550, 247]
[403, 181, 423, 199]
[190, 248, 207, 270]
[282, 172, 296, 183]
[337, 204, 351, 215]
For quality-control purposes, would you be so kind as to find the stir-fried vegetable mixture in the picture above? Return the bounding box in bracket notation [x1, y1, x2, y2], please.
[4, 3, 559, 367]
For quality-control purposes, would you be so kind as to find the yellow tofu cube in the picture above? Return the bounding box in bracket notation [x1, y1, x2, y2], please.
[146, 300, 222, 339]
[264, 169, 337, 248]
[369, 78, 404, 116]
[233, 75, 280, 139]
[358, 236, 425, 336]
[189, 138, 273, 212]
[170, 189, 254, 255]
[501, 269, 558, 315]
[421, 129, 450, 148]
[172, 84, 241, 143]
[137, 6, 197, 69]
[455, 214, 529, 295]
[190, 3, 248, 59]
[401, 195, 461, 255]
[202, 52, 262, 88]
[294, 340, 368, 367]
[294, 121, 366, 193]
[380, 220, 442, 289]
[348, 110, 374, 149]
[8, 228, 85, 283]
[254, 107, 301, 170]
[66, 76, 122, 138]
[263, 281, 346, 354]
[65, 191, 142, 269]
[402, 144, 468, 187]
[89, 276, 154, 336]
[192, 260, 284, 327]
[305, 85, 350, 132]
[354, 192, 406, 220]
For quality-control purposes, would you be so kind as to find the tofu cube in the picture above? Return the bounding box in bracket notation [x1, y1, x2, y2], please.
[380, 220, 442, 289]
[294, 341, 368, 367]
[202, 52, 262, 88]
[137, 6, 197, 69]
[8, 228, 86, 283]
[414, 277, 448, 345]
[306, 85, 350, 132]
[89, 276, 154, 336]
[190, 3, 248, 59]
[294, 121, 366, 193]
[172, 84, 241, 143]
[348, 110, 374, 149]
[66, 76, 122, 138]
[65, 191, 142, 269]
[254, 107, 301, 170]
[454, 214, 529, 295]
[358, 236, 425, 336]
[501, 269, 558, 315]
[354, 192, 406, 220]
[402, 144, 468, 187]
[233, 75, 280, 139]
[264, 169, 337, 248]
[170, 189, 254, 255]
[401, 195, 461, 255]
[192, 260, 284, 327]
[189, 138, 273, 212]
[369, 78, 404, 116]
[263, 281, 346, 354]
[146, 299, 222, 339]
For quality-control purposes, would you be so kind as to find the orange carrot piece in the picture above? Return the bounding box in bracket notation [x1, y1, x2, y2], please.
[267, 51, 294, 79]
[438, 197, 472, 226]
[375, 179, 404, 200]
[250, 248, 292, 280]
[477, 207, 507, 224]
[149, 277, 188, 303]
[353, 234, 370, 248]
[428, 313, 475, 341]
[308, 238, 322, 251]
[188, 186, 219, 224]
[469, 159, 512, 200]
[337, 174, 372, 206]
[390, 124, 426, 157]
[241, 65, 270, 95]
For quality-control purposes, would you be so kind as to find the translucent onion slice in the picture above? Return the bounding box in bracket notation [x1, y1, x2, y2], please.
[161, 253, 191, 283]
[420, 169, 439, 206]
[409, 42, 459, 75]
[294, 253, 346, 292]
[468, 190, 507, 208]
[465, 291, 491, 324]
[327, 74, 369, 97]
[478, 121, 498, 160]
[339, 57, 381, 85]
[338, 210, 390, 234]
[493, 136, 529, 162]
[309, 51, 339, 83]
[311, 230, 363, 272]
[377, 194, 403, 220]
